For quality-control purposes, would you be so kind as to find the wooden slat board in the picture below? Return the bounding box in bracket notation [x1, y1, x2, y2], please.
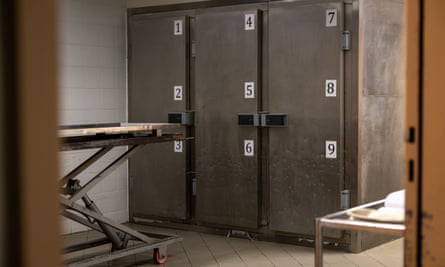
[59, 123, 181, 137]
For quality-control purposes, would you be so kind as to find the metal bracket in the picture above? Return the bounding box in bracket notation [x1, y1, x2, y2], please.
[227, 230, 254, 241]
[168, 111, 194, 126]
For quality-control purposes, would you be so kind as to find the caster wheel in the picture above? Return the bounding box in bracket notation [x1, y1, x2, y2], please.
[153, 248, 168, 264]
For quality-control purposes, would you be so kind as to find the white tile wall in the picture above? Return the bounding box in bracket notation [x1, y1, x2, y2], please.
[59, 0, 127, 234]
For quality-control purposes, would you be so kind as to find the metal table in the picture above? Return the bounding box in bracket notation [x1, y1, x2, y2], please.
[315, 200, 405, 267]
[60, 123, 184, 266]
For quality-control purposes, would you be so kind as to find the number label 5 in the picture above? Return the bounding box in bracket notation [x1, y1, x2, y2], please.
[244, 82, 255, 99]
[325, 140, 337, 159]
[244, 140, 254, 156]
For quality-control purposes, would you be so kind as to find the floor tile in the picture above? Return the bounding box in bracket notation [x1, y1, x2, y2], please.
[61, 226, 403, 267]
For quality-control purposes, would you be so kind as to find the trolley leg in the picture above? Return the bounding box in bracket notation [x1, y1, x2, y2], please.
[82, 195, 124, 250]
[315, 218, 323, 267]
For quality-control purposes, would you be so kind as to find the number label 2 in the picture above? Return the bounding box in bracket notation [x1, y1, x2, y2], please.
[174, 20, 183, 35]
[244, 82, 255, 99]
[325, 140, 337, 159]
[325, 80, 337, 97]
[174, 85, 183, 101]
[326, 9, 337, 27]
[174, 141, 183, 153]
[245, 14, 255, 31]
[244, 140, 254, 157]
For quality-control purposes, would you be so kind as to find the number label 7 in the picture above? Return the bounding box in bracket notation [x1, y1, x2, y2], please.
[326, 9, 337, 27]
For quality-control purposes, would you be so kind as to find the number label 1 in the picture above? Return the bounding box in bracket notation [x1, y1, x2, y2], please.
[325, 80, 337, 97]
[174, 85, 183, 101]
[174, 141, 183, 153]
[244, 140, 254, 157]
[244, 82, 255, 99]
[245, 14, 255, 31]
[326, 9, 337, 27]
[325, 140, 337, 159]
[174, 20, 183, 35]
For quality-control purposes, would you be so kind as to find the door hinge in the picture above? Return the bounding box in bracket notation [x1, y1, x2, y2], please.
[342, 30, 351, 51]
[191, 40, 196, 58]
[192, 176, 196, 196]
[340, 190, 350, 210]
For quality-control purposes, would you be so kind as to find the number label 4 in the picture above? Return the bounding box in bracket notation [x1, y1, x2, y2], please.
[325, 140, 337, 159]
[245, 14, 255, 31]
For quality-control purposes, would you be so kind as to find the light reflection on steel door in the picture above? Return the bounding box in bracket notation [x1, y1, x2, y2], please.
[195, 9, 260, 228]
[268, 2, 344, 235]
[128, 15, 187, 220]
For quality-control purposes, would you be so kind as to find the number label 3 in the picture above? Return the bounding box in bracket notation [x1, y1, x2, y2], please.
[325, 141, 337, 159]
[174, 141, 183, 153]
[244, 140, 254, 157]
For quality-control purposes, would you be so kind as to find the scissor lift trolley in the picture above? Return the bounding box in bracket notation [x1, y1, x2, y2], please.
[60, 123, 183, 266]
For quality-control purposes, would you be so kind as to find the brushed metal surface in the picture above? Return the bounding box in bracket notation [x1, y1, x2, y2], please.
[128, 14, 188, 220]
[268, 1, 344, 235]
[194, 8, 260, 228]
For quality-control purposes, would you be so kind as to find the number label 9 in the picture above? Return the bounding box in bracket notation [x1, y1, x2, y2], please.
[244, 140, 254, 157]
[325, 140, 337, 159]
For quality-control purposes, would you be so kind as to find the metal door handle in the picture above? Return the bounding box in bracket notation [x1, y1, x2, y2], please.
[237, 113, 288, 127]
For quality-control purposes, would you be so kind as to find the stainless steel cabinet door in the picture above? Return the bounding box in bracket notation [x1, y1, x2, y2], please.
[195, 8, 261, 228]
[268, 2, 344, 235]
[128, 15, 188, 220]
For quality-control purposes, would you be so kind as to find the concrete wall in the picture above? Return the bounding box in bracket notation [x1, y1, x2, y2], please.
[58, 0, 127, 234]
[358, 0, 405, 202]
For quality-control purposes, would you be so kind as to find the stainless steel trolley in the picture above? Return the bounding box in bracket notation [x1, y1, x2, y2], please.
[315, 200, 405, 267]
[60, 123, 183, 266]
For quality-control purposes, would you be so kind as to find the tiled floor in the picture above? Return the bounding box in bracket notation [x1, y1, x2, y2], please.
[63, 224, 403, 267]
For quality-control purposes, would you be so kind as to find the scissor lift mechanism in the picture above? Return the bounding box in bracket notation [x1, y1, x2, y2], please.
[60, 123, 184, 266]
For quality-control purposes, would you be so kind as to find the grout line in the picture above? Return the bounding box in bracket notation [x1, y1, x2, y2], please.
[199, 233, 222, 266]
[225, 237, 249, 267]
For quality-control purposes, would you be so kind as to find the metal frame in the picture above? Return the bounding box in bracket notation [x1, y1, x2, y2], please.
[315, 200, 405, 267]
[60, 123, 183, 267]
